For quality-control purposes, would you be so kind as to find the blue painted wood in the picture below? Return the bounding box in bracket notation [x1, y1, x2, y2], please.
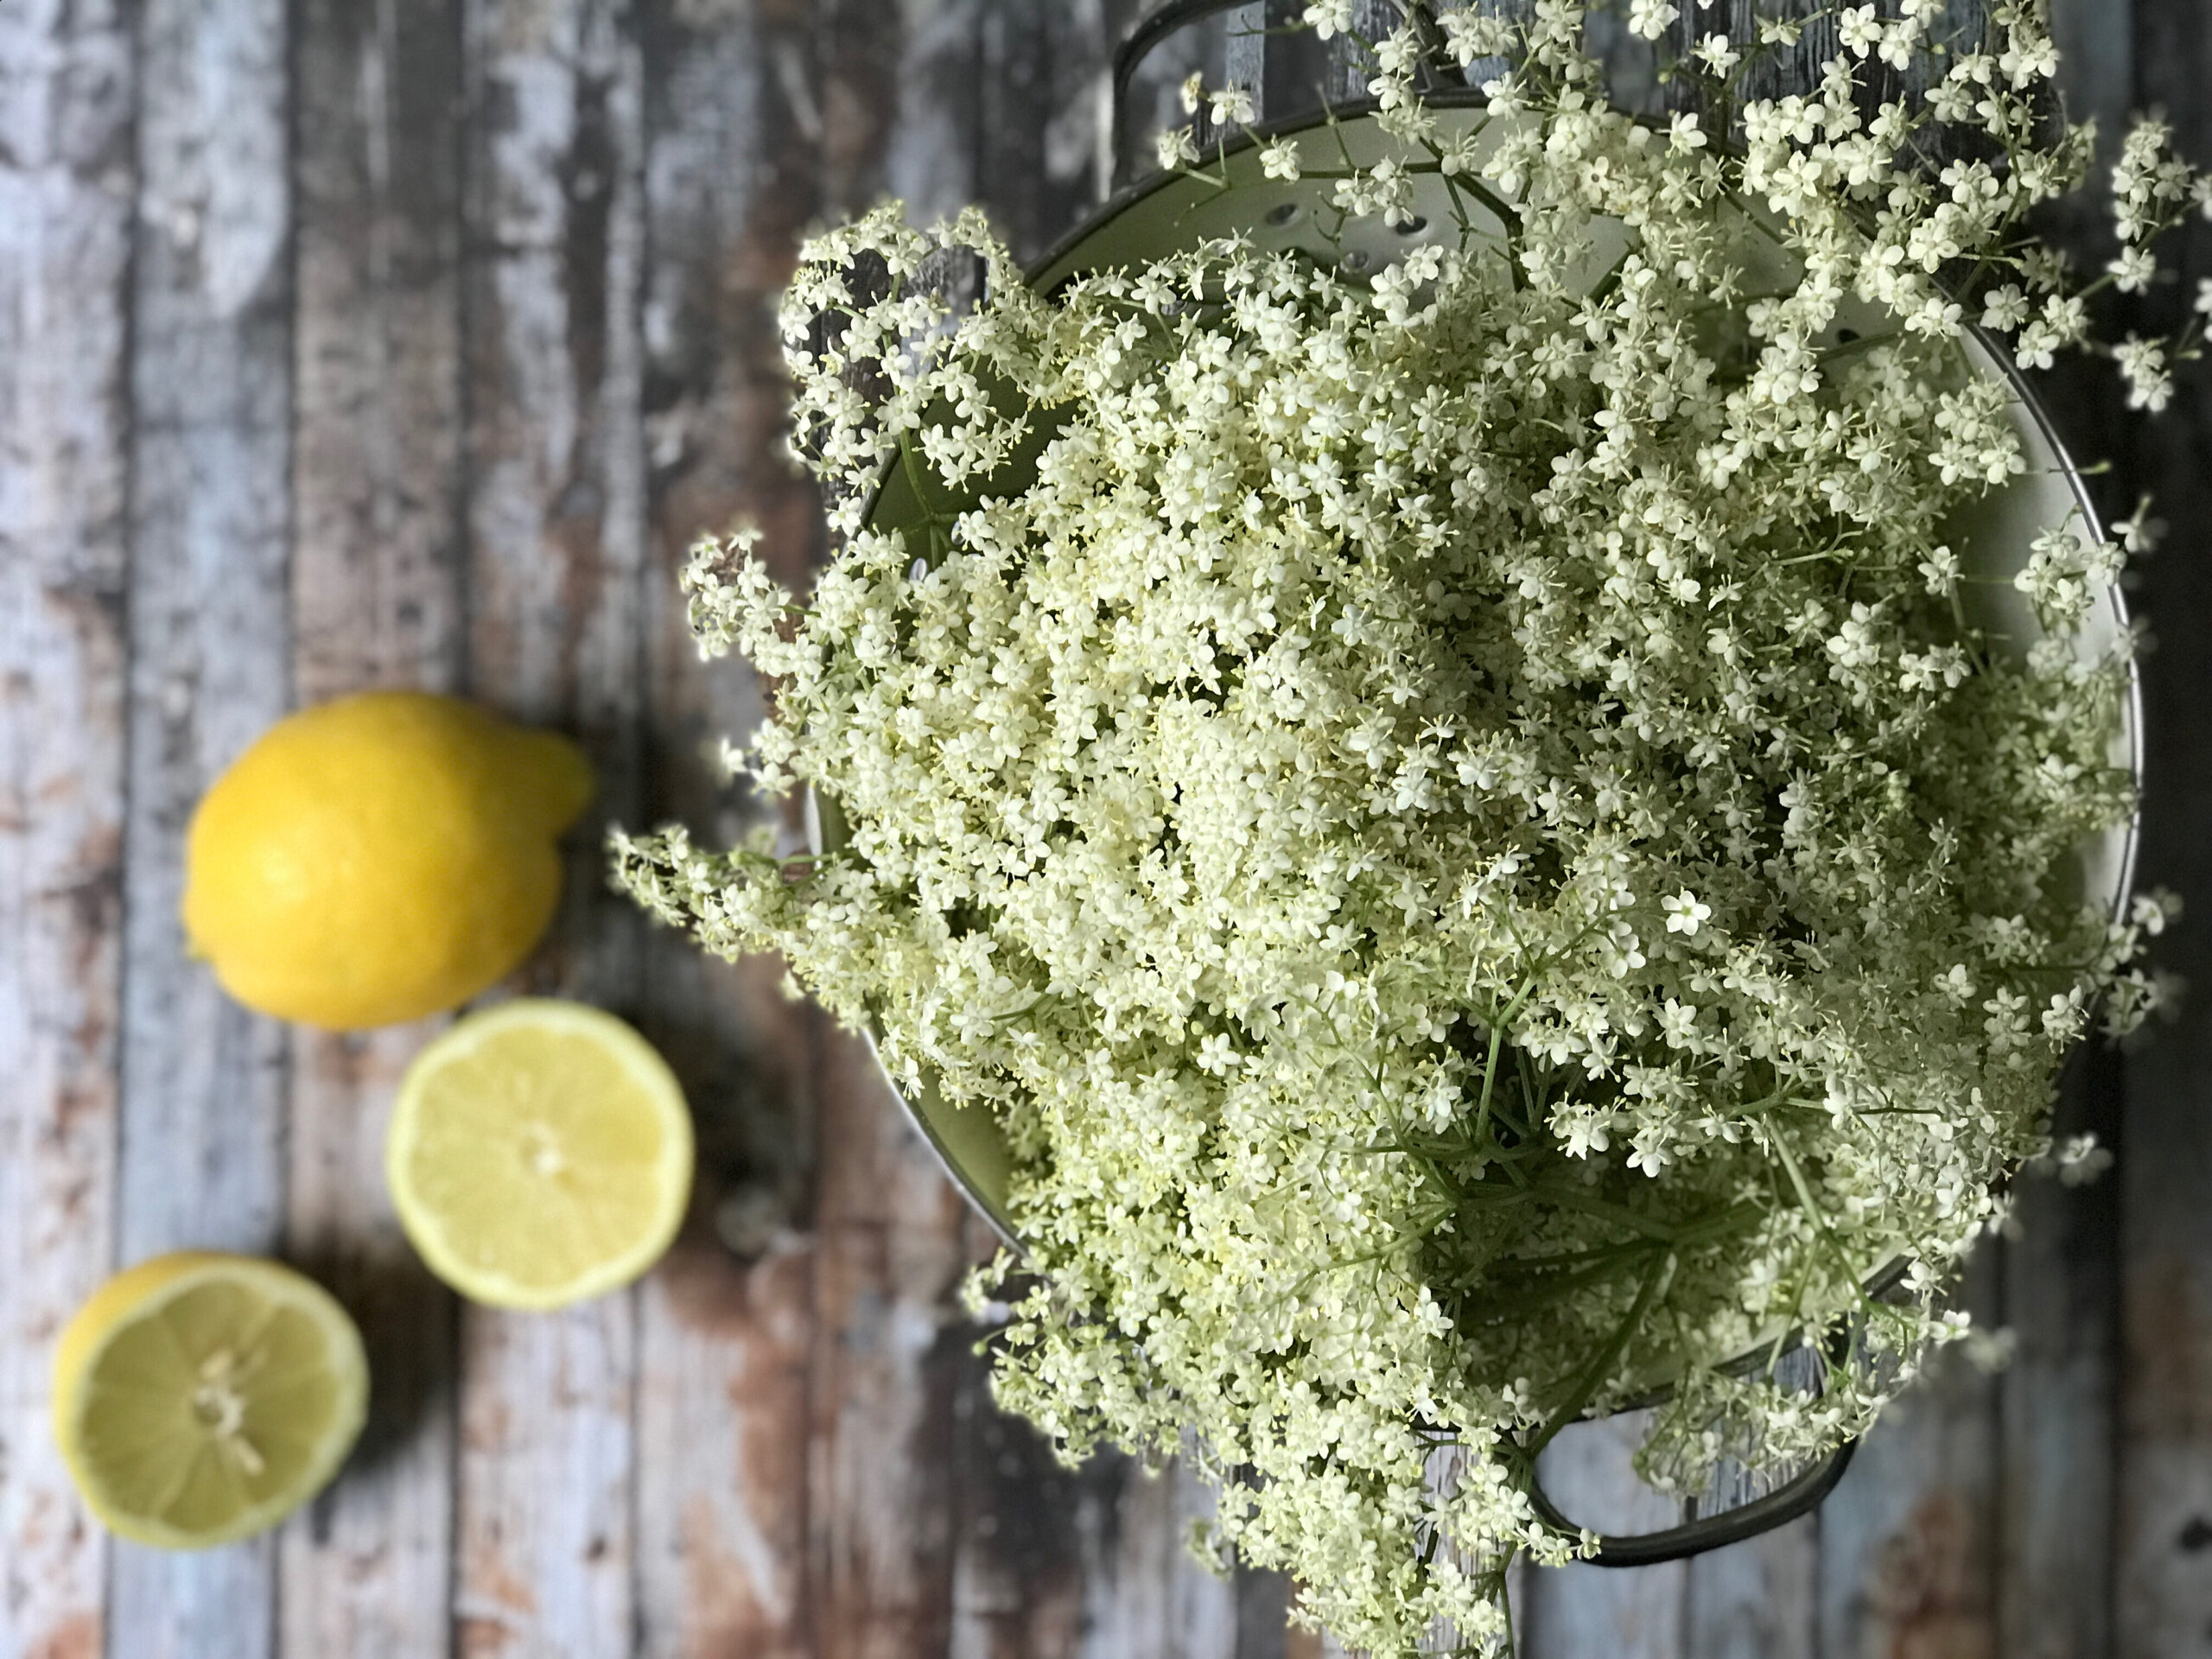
[117, 0, 295, 1283]
[451, 1, 649, 1651]
[111, 0, 295, 1654]
[276, 0, 469, 1649]
[1523, 1412, 1687, 1659]
[0, 1, 136, 1653]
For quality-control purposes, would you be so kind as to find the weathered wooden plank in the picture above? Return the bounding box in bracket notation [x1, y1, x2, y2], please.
[629, 1, 828, 1654]
[1999, 1050, 2121, 1659]
[1074, 1459, 1241, 1659]
[806, 1030, 969, 1657]
[874, 0, 1114, 251]
[973, 0, 1113, 262]
[943, 1339, 1102, 1657]
[878, 0, 988, 228]
[1227, 1568, 1297, 1659]
[110, 0, 294, 1651]
[794, 10, 1130, 1659]
[277, 0, 469, 1652]
[634, 1225, 817, 1659]
[1817, 1252, 2001, 1659]
[455, 0, 650, 1652]
[0, 3, 135, 1656]
[289, 0, 470, 711]
[1685, 1520, 1816, 1659]
[2112, 5, 2212, 1652]
[1521, 1412, 1687, 1659]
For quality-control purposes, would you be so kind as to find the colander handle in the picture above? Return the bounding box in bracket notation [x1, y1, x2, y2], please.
[1111, 1, 1460, 189]
[1522, 1436, 1857, 1568]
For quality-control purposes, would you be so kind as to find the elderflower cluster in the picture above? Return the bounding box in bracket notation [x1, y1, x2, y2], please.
[618, 4, 2171, 1653]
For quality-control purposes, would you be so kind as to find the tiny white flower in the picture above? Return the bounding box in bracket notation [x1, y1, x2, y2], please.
[1194, 1032, 1240, 1075]
[1692, 33, 1740, 74]
[2113, 502, 2163, 555]
[2108, 245, 2158, 294]
[2116, 334, 2174, 412]
[1209, 84, 1256, 127]
[1662, 891, 1712, 937]
[1980, 283, 2029, 332]
[1840, 4, 1882, 56]
[1259, 138, 1303, 182]
[1301, 0, 1352, 39]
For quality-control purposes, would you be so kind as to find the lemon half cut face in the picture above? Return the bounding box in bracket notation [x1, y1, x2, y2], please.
[52, 1253, 370, 1549]
[385, 1000, 696, 1311]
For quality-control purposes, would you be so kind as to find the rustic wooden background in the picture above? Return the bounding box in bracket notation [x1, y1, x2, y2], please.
[3, 1, 2209, 1655]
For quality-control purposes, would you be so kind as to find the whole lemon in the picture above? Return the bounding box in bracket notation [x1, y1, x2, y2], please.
[183, 690, 594, 1029]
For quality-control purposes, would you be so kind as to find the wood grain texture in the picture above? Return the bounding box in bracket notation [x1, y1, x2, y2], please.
[0, 3, 135, 1656]
[630, 1, 826, 1654]
[455, 1, 649, 1653]
[1818, 1254, 2002, 1659]
[1686, 1521, 1816, 1659]
[1999, 1048, 2122, 1659]
[111, 0, 295, 1651]
[1071, 1459, 1240, 1659]
[1522, 1413, 1687, 1659]
[807, 1030, 968, 1659]
[2113, 0, 2212, 1649]
[277, 0, 468, 1652]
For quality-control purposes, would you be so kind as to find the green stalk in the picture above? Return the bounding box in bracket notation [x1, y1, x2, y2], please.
[1522, 1247, 1675, 1463]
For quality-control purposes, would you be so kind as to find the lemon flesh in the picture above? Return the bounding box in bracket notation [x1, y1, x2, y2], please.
[52, 1253, 369, 1549]
[387, 1001, 695, 1310]
[182, 690, 594, 1030]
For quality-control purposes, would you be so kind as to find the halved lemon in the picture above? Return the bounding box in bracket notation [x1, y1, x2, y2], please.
[52, 1253, 370, 1548]
[386, 1000, 695, 1310]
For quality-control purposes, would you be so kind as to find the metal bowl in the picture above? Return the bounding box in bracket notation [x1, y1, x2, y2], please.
[809, 92, 2141, 1572]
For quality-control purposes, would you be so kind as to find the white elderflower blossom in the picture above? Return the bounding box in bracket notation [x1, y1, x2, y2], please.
[2054, 1131, 2115, 1185]
[2116, 334, 2175, 411]
[1301, 0, 1351, 39]
[1980, 283, 2029, 332]
[1440, 9, 1516, 65]
[623, 9, 2166, 1654]
[1210, 83, 1256, 127]
[2113, 501, 2164, 554]
[2108, 245, 2158, 293]
[1839, 4, 1883, 56]
[1691, 32, 1739, 74]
